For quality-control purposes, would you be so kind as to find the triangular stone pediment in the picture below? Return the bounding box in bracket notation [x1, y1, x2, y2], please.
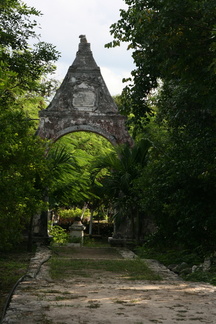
[37, 35, 132, 145]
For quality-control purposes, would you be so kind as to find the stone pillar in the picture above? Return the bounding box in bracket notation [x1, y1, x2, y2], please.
[69, 217, 86, 245]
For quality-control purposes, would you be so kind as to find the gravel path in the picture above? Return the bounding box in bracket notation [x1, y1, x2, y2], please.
[2, 246, 216, 324]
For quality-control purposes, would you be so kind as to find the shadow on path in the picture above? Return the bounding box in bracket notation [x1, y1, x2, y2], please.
[2, 246, 216, 324]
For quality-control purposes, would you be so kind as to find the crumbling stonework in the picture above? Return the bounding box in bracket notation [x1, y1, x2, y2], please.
[37, 35, 132, 146]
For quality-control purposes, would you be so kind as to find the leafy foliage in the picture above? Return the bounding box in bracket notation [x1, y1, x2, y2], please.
[139, 130, 216, 250]
[58, 208, 91, 220]
[0, 0, 60, 250]
[0, 109, 48, 249]
[50, 132, 114, 208]
[0, 0, 60, 91]
[106, 0, 216, 251]
[106, 0, 216, 127]
[48, 223, 69, 245]
[92, 139, 151, 240]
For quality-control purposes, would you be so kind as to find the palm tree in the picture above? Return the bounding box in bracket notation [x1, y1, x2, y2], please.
[33, 143, 82, 241]
[92, 139, 151, 242]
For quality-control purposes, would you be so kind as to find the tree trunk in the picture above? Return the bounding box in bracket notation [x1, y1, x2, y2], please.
[135, 211, 141, 245]
[27, 214, 34, 252]
[38, 192, 49, 242]
[89, 209, 94, 236]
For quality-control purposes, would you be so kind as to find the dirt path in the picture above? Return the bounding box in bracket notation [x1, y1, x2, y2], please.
[2, 246, 216, 324]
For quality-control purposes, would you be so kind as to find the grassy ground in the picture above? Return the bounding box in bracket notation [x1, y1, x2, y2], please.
[49, 245, 162, 281]
[135, 245, 216, 285]
[0, 243, 34, 320]
[2, 238, 216, 322]
[49, 257, 162, 281]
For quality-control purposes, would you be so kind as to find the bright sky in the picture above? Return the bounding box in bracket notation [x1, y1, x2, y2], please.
[24, 0, 134, 95]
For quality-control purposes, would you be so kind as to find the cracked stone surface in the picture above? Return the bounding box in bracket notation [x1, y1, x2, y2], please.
[2, 246, 216, 324]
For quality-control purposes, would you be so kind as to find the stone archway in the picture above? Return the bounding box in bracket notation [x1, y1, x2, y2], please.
[37, 35, 132, 146]
[53, 125, 119, 146]
[35, 35, 132, 241]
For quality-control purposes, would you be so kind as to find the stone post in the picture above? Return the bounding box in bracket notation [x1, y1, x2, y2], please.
[69, 217, 86, 245]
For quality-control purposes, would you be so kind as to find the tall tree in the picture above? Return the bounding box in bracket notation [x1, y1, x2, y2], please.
[0, 0, 60, 249]
[0, 0, 59, 93]
[106, 0, 216, 128]
[106, 0, 216, 250]
[92, 139, 151, 241]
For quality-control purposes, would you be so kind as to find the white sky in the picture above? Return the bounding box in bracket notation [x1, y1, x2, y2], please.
[23, 0, 134, 95]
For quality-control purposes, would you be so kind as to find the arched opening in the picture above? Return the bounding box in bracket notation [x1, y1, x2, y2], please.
[46, 130, 115, 244]
[53, 125, 118, 146]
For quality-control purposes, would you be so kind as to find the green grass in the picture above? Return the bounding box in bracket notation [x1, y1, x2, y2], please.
[49, 257, 162, 281]
[135, 245, 216, 285]
[0, 260, 27, 285]
[185, 266, 216, 285]
[135, 246, 203, 267]
[0, 243, 34, 318]
[83, 236, 110, 248]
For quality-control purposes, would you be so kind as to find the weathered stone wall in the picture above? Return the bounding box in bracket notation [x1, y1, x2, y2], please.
[37, 35, 132, 146]
[37, 112, 131, 145]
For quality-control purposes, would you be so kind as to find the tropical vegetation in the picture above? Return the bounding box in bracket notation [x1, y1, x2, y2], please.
[1, 0, 216, 261]
[0, 0, 60, 249]
[106, 0, 216, 252]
